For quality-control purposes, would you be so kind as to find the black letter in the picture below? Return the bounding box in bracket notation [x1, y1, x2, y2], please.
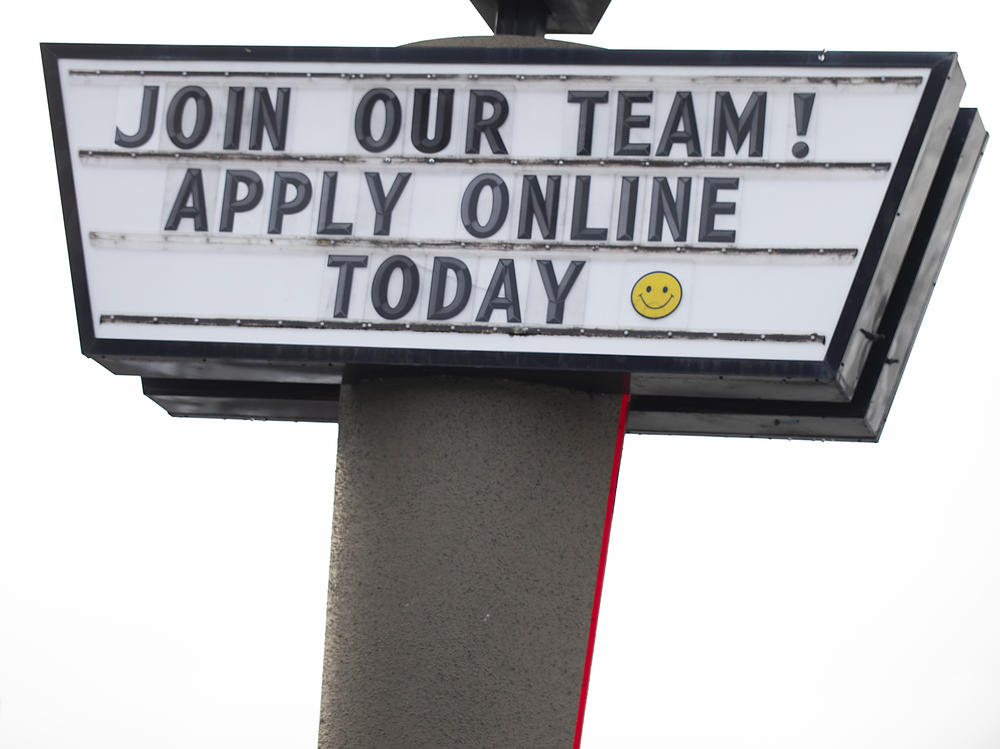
[250, 88, 290, 151]
[219, 170, 263, 232]
[461, 174, 509, 238]
[712, 92, 766, 157]
[427, 257, 471, 320]
[268, 172, 312, 234]
[115, 86, 158, 148]
[355, 88, 401, 153]
[614, 91, 652, 156]
[570, 176, 608, 241]
[476, 258, 521, 323]
[648, 177, 691, 242]
[371, 255, 419, 319]
[466, 90, 509, 154]
[536, 260, 585, 324]
[517, 175, 561, 240]
[699, 177, 739, 243]
[655, 92, 701, 157]
[616, 176, 639, 241]
[317, 172, 353, 236]
[223, 87, 244, 150]
[411, 89, 454, 153]
[568, 91, 608, 156]
[365, 172, 411, 235]
[327, 255, 368, 318]
[166, 86, 212, 149]
[164, 169, 207, 231]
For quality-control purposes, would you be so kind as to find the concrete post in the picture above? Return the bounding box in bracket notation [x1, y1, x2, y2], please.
[318, 374, 623, 748]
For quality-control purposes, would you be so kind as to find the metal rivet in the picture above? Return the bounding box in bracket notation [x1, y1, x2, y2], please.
[623, 330, 629, 336]
[428, 157, 435, 164]
[384, 157, 391, 163]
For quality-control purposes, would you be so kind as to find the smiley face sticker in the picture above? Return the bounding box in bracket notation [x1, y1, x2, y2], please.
[631, 271, 682, 319]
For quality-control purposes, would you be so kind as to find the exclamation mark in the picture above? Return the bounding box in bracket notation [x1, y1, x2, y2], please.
[792, 93, 815, 158]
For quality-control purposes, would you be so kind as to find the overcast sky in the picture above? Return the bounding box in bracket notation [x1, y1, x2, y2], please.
[2, 1, 997, 747]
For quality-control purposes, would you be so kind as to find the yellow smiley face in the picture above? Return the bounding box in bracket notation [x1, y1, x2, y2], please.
[631, 271, 682, 319]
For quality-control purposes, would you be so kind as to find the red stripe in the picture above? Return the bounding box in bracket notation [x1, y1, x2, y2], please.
[573, 373, 630, 748]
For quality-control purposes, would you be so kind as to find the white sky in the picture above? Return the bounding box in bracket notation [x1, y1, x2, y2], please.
[2, 1, 997, 747]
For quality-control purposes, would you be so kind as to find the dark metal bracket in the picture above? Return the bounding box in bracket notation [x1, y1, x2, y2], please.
[469, 0, 611, 36]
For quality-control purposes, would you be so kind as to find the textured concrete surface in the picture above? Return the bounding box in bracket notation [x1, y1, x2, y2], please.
[319, 375, 620, 749]
[402, 34, 597, 48]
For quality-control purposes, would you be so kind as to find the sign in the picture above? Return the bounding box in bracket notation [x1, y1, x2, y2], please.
[43, 44, 985, 439]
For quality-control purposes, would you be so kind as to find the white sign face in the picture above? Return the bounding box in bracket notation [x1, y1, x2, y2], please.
[45, 46, 963, 406]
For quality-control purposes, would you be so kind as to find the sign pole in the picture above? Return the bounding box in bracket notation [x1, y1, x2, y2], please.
[318, 373, 627, 747]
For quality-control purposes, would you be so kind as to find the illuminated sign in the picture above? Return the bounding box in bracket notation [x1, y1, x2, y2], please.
[43, 45, 984, 438]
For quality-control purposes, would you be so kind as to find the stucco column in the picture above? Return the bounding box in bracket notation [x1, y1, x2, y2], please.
[318, 374, 622, 748]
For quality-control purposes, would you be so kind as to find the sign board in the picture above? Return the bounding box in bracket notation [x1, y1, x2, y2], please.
[43, 45, 985, 439]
